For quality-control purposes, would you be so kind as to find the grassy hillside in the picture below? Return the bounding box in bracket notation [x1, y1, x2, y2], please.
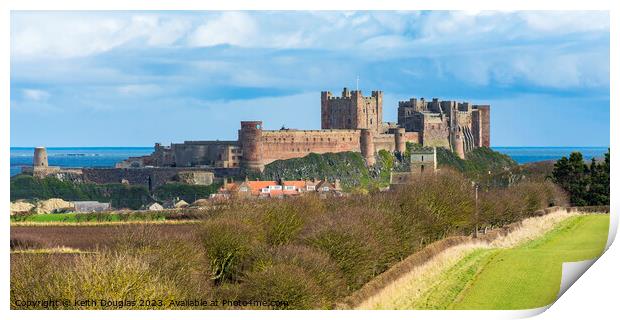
[404, 143, 522, 187]
[10, 175, 221, 209]
[259, 151, 395, 191]
[406, 143, 516, 173]
[153, 182, 221, 203]
[10, 175, 151, 209]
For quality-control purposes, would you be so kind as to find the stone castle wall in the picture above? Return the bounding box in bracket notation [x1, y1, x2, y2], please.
[172, 140, 238, 167]
[262, 129, 362, 165]
[82, 167, 215, 191]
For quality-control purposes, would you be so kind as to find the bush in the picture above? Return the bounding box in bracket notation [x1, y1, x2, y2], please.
[239, 264, 323, 309]
[261, 202, 305, 246]
[11, 252, 185, 310]
[199, 219, 261, 284]
[304, 211, 383, 290]
[250, 245, 347, 308]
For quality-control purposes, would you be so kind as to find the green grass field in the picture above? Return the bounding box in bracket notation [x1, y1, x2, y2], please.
[10, 212, 168, 223]
[417, 214, 609, 310]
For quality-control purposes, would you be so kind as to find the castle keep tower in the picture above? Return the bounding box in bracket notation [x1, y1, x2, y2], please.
[33, 147, 48, 167]
[239, 121, 264, 172]
[321, 88, 383, 134]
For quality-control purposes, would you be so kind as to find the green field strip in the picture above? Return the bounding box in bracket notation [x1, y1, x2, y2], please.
[447, 214, 609, 310]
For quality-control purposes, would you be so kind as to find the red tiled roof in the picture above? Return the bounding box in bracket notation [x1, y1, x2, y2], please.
[282, 180, 306, 189]
[245, 181, 278, 195]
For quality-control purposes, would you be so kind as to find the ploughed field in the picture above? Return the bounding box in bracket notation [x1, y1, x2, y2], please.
[11, 223, 200, 251]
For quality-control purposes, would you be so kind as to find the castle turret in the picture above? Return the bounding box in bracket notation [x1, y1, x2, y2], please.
[33, 147, 48, 167]
[320, 91, 332, 130]
[394, 128, 406, 154]
[360, 129, 375, 166]
[239, 121, 264, 172]
[453, 128, 465, 159]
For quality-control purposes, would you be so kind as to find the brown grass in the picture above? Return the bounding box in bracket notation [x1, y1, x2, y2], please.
[10, 169, 568, 310]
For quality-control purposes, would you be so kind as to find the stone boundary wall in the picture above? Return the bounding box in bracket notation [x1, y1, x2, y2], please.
[567, 205, 610, 213]
[82, 167, 216, 191]
[337, 206, 590, 309]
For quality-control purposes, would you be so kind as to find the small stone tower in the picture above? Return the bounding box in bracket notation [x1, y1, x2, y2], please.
[239, 121, 264, 172]
[410, 147, 437, 174]
[33, 147, 48, 167]
[360, 129, 375, 166]
[453, 127, 466, 159]
[394, 128, 406, 154]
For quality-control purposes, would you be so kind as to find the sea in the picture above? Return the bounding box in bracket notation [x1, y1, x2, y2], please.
[9, 146, 609, 177]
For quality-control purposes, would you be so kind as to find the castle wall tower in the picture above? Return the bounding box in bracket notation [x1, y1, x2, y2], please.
[33, 147, 48, 167]
[477, 105, 491, 147]
[453, 128, 465, 159]
[360, 129, 375, 166]
[320, 91, 332, 130]
[239, 121, 264, 172]
[371, 90, 383, 133]
[394, 128, 406, 154]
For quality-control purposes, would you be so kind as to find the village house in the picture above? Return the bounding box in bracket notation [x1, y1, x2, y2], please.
[212, 178, 342, 199]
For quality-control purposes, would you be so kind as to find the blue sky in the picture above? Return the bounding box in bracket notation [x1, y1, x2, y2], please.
[10, 11, 610, 147]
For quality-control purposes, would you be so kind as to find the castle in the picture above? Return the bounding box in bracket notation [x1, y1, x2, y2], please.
[116, 88, 490, 172]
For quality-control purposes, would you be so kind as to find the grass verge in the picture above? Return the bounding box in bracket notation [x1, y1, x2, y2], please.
[451, 214, 608, 309]
[357, 212, 608, 310]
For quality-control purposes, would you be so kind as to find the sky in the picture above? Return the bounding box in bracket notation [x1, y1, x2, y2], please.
[10, 11, 610, 147]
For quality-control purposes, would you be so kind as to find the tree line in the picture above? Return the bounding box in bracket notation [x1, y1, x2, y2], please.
[551, 149, 610, 206]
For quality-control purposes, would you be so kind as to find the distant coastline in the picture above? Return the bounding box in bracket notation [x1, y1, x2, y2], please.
[9, 146, 609, 177]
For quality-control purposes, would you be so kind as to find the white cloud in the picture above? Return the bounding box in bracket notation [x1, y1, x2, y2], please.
[188, 12, 257, 47]
[10, 11, 609, 92]
[11, 13, 191, 59]
[22, 89, 50, 101]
